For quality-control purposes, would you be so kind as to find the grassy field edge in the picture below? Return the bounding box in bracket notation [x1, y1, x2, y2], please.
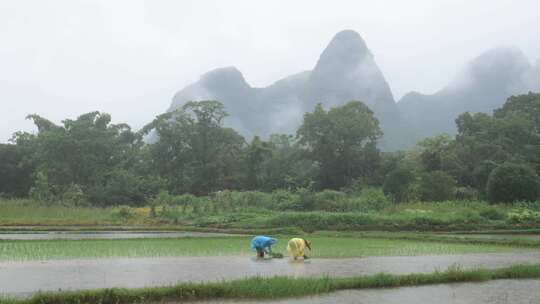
[1, 264, 539, 304]
[348, 231, 540, 249]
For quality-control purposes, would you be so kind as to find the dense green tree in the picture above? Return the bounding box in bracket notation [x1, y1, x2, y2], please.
[86, 169, 166, 207]
[383, 167, 415, 203]
[416, 93, 540, 196]
[142, 101, 245, 195]
[21, 112, 140, 187]
[494, 92, 540, 174]
[13, 112, 148, 205]
[418, 171, 456, 202]
[486, 162, 540, 203]
[453, 112, 502, 189]
[417, 134, 455, 172]
[0, 143, 33, 197]
[258, 134, 316, 191]
[297, 101, 382, 189]
[495, 92, 540, 131]
[3, 93, 539, 206]
[244, 136, 272, 190]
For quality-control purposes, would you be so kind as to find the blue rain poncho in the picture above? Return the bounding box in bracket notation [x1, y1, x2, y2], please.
[251, 236, 277, 254]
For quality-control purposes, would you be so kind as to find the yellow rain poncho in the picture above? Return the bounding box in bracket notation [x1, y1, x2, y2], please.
[287, 238, 311, 259]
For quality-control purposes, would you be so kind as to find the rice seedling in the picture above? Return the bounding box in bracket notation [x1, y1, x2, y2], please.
[0, 236, 529, 261]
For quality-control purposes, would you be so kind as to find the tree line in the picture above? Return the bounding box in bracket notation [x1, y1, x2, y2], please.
[1, 93, 540, 206]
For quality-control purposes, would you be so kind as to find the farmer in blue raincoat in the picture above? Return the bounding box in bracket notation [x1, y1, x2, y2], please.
[251, 235, 277, 258]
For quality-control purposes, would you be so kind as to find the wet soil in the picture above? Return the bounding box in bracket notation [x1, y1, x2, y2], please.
[1, 252, 540, 297]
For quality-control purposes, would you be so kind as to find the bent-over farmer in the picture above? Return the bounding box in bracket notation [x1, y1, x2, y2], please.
[251, 235, 277, 258]
[287, 237, 311, 260]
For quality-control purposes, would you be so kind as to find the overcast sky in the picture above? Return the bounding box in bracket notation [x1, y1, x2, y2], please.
[1, 0, 540, 142]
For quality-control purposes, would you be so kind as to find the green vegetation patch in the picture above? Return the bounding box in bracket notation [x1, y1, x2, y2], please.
[4, 198, 540, 232]
[0, 199, 123, 226]
[315, 231, 540, 250]
[0, 236, 530, 261]
[1, 264, 539, 304]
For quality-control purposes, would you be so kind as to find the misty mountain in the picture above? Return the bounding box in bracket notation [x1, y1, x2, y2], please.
[526, 58, 540, 91]
[169, 30, 411, 150]
[168, 31, 540, 150]
[398, 47, 539, 139]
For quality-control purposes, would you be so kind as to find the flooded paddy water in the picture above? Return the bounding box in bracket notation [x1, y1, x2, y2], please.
[192, 279, 540, 304]
[438, 233, 540, 241]
[2, 252, 540, 297]
[0, 231, 238, 240]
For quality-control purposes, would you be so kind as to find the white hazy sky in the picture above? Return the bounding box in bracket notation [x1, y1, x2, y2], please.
[1, 0, 540, 142]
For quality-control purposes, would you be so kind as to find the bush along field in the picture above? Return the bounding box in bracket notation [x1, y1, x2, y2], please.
[1, 189, 540, 232]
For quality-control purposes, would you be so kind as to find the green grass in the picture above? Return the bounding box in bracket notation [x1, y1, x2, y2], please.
[0, 236, 531, 261]
[0, 199, 123, 226]
[437, 233, 540, 241]
[2, 198, 540, 232]
[1, 264, 539, 304]
[315, 231, 540, 249]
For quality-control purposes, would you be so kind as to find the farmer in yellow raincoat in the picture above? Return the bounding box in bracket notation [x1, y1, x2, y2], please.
[287, 238, 311, 260]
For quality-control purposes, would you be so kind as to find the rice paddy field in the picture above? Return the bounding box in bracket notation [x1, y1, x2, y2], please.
[1, 231, 540, 303]
[2, 198, 540, 303]
[0, 235, 535, 262]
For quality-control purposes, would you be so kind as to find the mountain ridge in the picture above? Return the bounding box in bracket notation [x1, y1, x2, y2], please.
[398, 46, 537, 139]
[169, 30, 410, 149]
[168, 30, 539, 150]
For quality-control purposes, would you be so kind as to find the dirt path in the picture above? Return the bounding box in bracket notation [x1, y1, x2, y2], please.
[1, 252, 540, 297]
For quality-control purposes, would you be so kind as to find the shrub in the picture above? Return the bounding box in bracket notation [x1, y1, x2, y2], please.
[266, 212, 381, 231]
[175, 193, 200, 205]
[153, 190, 174, 205]
[271, 190, 299, 211]
[486, 163, 540, 203]
[356, 187, 391, 212]
[507, 209, 540, 224]
[115, 206, 135, 219]
[456, 210, 484, 224]
[88, 170, 166, 206]
[418, 171, 456, 202]
[514, 201, 540, 211]
[236, 191, 271, 209]
[210, 190, 233, 211]
[342, 178, 365, 195]
[294, 188, 316, 211]
[59, 183, 88, 206]
[29, 171, 53, 204]
[454, 187, 479, 201]
[479, 207, 506, 220]
[313, 190, 348, 212]
[383, 167, 415, 203]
